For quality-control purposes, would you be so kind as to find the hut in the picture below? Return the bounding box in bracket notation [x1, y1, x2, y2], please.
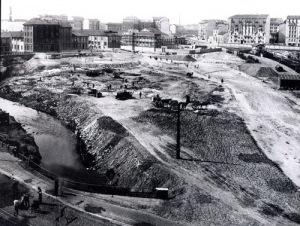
[278, 74, 300, 90]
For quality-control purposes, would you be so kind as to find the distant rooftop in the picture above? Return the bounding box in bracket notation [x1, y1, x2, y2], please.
[199, 19, 227, 24]
[24, 18, 72, 27]
[287, 15, 300, 19]
[1, 31, 12, 38]
[9, 31, 24, 38]
[270, 18, 284, 24]
[229, 14, 269, 19]
[1, 31, 23, 38]
[72, 29, 118, 37]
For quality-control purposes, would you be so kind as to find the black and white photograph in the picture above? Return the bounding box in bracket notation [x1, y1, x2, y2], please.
[0, 0, 300, 225]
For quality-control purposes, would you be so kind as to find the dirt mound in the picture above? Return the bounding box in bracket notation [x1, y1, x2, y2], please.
[256, 67, 278, 78]
[239, 64, 279, 79]
[239, 64, 261, 76]
[56, 96, 183, 192]
[0, 110, 41, 164]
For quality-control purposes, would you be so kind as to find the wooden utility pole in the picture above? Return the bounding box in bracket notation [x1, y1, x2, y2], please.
[176, 105, 181, 159]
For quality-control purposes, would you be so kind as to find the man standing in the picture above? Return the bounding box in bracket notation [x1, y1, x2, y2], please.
[13, 199, 20, 216]
[23, 193, 30, 209]
[38, 187, 42, 204]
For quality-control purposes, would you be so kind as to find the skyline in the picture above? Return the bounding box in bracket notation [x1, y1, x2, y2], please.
[2, 0, 300, 25]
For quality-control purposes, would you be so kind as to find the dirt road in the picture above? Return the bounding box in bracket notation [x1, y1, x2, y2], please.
[194, 52, 300, 188]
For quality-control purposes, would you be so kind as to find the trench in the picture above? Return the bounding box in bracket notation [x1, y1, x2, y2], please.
[0, 97, 102, 183]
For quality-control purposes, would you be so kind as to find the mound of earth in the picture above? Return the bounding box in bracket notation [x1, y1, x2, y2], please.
[56, 95, 183, 193]
[256, 67, 278, 78]
[0, 110, 41, 164]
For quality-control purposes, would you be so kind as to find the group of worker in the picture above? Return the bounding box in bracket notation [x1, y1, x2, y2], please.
[13, 182, 43, 216]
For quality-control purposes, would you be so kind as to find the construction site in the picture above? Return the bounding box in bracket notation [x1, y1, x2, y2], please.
[0, 49, 300, 226]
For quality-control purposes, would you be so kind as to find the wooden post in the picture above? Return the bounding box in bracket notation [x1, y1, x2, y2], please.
[176, 104, 181, 159]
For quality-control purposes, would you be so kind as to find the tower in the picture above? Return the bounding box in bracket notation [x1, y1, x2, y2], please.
[9, 6, 12, 21]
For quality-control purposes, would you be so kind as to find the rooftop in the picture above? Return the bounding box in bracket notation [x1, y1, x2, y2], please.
[287, 15, 300, 19]
[1, 32, 12, 38]
[279, 74, 300, 80]
[9, 31, 24, 38]
[1, 31, 24, 39]
[72, 29, 119, 37]
[229, 14, 269, 19]
[270, 18, 284, 24]
[24, 18, 72, 27]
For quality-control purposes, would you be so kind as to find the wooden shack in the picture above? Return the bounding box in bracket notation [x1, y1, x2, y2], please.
[278, 74, 300, 90]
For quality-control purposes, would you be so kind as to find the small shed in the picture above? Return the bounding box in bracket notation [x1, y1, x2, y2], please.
[155, 187, 169, 199]
[278, 74, 300, 90]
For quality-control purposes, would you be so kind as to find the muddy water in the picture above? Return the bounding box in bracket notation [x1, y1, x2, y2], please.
[0, 97, 87, 180]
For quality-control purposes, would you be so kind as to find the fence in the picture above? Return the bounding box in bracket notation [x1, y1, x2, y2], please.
[0, 140, 162, 199]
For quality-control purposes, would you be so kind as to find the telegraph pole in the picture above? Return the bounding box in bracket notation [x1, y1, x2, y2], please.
[132, 32, 135, 52]
[176, 104, 181, 159]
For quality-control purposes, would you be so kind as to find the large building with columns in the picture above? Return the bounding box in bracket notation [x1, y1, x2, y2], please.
[228, 14, 270, 44]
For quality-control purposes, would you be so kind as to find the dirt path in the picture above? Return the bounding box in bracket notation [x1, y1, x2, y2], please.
[193, 53, 300, 188]
[0, 151, 183, 226]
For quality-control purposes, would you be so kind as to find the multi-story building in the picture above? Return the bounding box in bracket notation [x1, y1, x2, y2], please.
[10, 31, 24, 53]
[286, 16, 300, 46]
[153, 17, 171, 35]
[121, 28, 162, 52]
[228, 14, 270, 44]
[105, 31, 121, 48]
[72, 30, 88, 50]
[0, 32, 12, 55]
[278, 22, 287, 44]
[198, 20, 214, 41]
[24, 18, 72, 52]
[123, 16, 140, 31]
[99, 23, 107, 30]
[72, 30, 121, 50]
[106, 23, 123, 32]
[0, 31, 24, 54]
[39, 14, 68, 21]
[87, 30, 108, 50]
[139, 20, 154, 31]
[270, 18, 284, 44]
[71, 16, 84, 30]
[198, 20, 228, 42]
[170, 24, 177, 34]
[89, 19, 100, 30]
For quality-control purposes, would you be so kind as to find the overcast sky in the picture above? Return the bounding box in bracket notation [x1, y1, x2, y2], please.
[2, 0, 300, 24]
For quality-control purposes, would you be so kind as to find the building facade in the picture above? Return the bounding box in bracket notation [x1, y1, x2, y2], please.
[39, 14, 68, 21]
[71, 30, 121, 50]
[72, 30, 88, 50]
[24, 18, 72, 52]
[106, 23, 123, 32]
[10, 31, 24, 53]
[89, 19, 100, 30]
[278, 23, 286, 44]
[153, 17, 171, 35]
[286, 16, 300, 46]
[121, 28, 162, 52]
[228, 14, 270, 44]
[105, 31, 121, 48]
[0, 32, 12, 55]
[198, 20, 228, 42]
[71, 16, 84, 30]
[123, 16, 140, 31]
[270, 18, 284, 44]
